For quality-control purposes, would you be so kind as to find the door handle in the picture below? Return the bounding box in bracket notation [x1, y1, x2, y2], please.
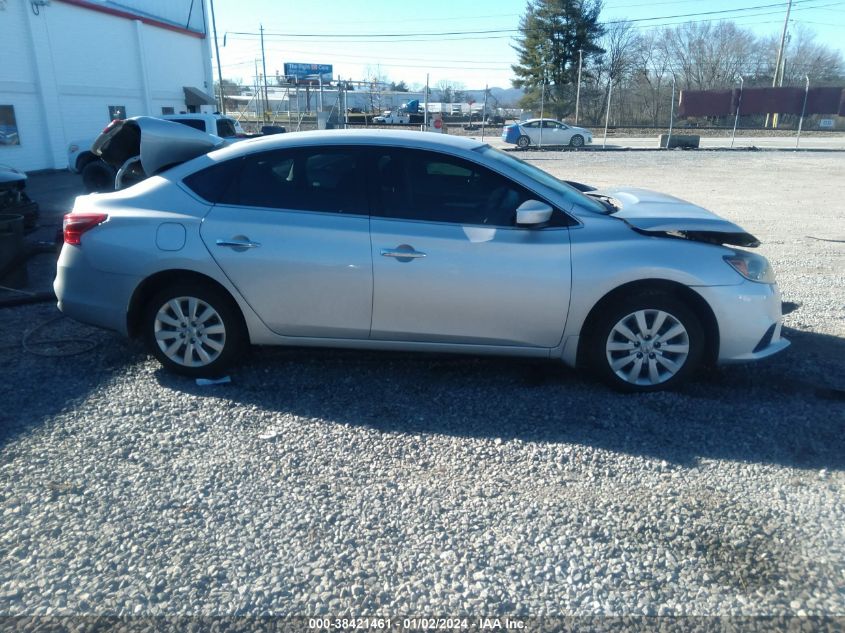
[216, 238, 261, 249]
[381, 248, 426, 259]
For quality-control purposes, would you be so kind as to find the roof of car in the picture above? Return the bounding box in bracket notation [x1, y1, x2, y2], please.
[162, 113, 232, 120]
[210, 129, 487, 161]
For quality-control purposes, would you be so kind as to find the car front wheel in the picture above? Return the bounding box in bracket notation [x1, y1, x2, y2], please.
[143, 283, 245, 377]
[570, 134, 585, 148]
[516, 135, 530, 149]
[588, 294, 704, 392]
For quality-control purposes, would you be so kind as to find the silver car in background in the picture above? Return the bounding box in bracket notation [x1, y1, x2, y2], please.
[54, 120, 788, 391]
[502, 118, 593, 149]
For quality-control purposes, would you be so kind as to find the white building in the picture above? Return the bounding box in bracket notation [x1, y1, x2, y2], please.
[0, 0, 215, 172]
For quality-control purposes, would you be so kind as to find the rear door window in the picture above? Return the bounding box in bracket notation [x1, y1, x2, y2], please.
[183, 158, 243, 203]
[220, 146, 367, 214]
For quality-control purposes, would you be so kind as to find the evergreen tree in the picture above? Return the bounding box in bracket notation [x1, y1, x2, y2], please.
[512, 0, 605, 117]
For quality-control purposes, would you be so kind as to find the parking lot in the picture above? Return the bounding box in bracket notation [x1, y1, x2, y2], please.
[1, 149, 843, 621]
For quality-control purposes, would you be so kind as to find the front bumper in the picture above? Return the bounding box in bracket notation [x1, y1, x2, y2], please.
[693, 281, 789, 363]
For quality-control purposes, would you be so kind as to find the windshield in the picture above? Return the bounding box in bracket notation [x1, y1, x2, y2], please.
[475, 145, 608, 214]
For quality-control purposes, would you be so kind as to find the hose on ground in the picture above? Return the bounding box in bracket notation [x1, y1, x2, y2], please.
[22, 314, 99, 357]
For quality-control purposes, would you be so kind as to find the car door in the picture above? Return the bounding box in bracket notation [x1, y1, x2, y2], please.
[200, 146, 373, 339]
[368, 148, 572, 348]
[521, 120, 541, 144]
[550, 121, 573, 144]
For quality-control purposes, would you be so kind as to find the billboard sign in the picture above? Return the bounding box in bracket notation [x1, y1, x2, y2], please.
[284, 63, 333, 82]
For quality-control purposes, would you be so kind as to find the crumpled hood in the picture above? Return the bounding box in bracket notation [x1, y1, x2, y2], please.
[0, 164, 26, 186]
[93, 116, 226, 176]
[589, 187, 760, 247]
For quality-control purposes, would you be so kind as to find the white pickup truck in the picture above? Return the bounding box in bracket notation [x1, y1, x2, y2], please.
[372, 110, 411, 124]
[68, 114, 245, 192]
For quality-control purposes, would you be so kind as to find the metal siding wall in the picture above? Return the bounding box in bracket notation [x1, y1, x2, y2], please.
[0, 0, 49, 172]
[143, 26, 214, 113]
[0, 0, 210, 170]
[106, 0, 207, 33]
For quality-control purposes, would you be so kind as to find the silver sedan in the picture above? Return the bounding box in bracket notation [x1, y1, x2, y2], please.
[55, 119, 788, 391]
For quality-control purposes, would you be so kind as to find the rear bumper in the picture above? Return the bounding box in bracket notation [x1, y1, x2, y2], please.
[503, 126, 521, 144]
[693, 281, 789, 363]
[54, 245, 139, 336]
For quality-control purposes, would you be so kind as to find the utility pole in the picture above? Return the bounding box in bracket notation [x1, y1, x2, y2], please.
[254, 59, 261, 120]
[767, 0, 792, 128]
[260, 24, 270, 121]
[423, 73, 429, 130]
[666, 75, 676, 149]
[539, 80, 545, 149]
[209, 0, 225, 114]
[796, 75, 809, 148]
[575, 48, 583, 125]
[731, 76, 744, 148]
[481, 84, 488, 142]
[603, 76, 613, 149]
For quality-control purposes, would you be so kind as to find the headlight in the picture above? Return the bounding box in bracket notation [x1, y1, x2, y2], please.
[724, 250, 776, 284]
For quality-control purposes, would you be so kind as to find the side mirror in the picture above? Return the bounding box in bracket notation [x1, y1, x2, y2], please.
[516, 199, 554, 226]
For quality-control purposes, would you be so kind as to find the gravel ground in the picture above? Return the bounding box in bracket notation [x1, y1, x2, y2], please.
[0, 152, 843, 622]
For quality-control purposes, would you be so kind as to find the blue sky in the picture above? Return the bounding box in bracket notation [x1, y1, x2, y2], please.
[211, 0, 845, 89]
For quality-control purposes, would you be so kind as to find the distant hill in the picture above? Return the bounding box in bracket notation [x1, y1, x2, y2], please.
[430, 87, 524, 107]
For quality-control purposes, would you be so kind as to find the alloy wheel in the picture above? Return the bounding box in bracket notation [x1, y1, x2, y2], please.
[153, 296, 227, 368]
[605, 309, 690, 387]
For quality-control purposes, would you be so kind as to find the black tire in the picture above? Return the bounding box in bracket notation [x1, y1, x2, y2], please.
[516, 135, 531, 149]
[143, 282, 246, 377]
[570, 134, 585, 148]
[587, 292, 705, 392]
[81, 160, 115, 193]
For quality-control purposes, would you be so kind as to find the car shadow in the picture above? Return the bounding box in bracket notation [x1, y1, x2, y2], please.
[154, 326, 845, 471]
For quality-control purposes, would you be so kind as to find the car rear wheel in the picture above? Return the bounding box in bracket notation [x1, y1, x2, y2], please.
[588, 293, 704, 392]
[517, 135, 531, 149]
[570, 134, 585, 148]
[143, 283, 245, 377]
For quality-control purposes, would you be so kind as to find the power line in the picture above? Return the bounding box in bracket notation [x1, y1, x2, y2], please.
[627, 0, 845, 29]
[223, 0, 838, 40]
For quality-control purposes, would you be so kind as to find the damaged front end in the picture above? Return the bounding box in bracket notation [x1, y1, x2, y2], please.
[586, 187, 760, 248]
[92, 117, 226, 189]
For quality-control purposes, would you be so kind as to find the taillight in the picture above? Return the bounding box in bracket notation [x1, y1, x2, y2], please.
[63, 213, 108, 245]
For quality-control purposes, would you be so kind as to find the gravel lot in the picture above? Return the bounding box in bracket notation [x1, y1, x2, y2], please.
[0, 151, 843, 623]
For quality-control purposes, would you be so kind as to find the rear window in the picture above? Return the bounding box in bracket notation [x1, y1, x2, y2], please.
[183, 159, 242, 203]
[169, 118, 205, 132]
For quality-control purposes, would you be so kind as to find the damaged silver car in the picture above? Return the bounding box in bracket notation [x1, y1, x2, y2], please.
[54, 117, 788, 391]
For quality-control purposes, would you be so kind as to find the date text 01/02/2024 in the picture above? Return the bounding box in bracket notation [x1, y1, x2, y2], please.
[307, 617, 526, 630]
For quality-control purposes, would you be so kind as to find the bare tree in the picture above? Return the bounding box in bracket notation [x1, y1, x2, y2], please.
[660, 21, 756, 90]
[580, 20, 640, 125]
[525, 18, 845, 127]
[776, 24, 845, 85]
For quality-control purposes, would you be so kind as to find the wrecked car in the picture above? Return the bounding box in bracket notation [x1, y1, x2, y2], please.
[0, 164, 38, 230]
[54, 122, 788, 391]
